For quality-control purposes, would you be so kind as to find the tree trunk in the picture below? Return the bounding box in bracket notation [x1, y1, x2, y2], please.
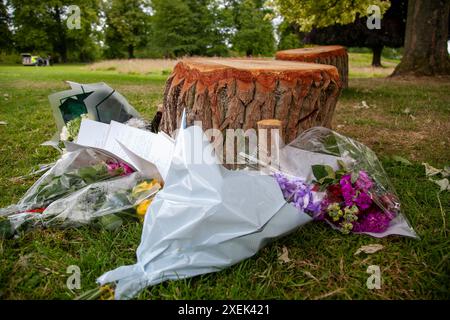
[392, 0, 450, 76]
[371, 45, 383, 67]
[275, 46, 349, 88]
[128, 45, 135, 59]
[53, 6, 67, 63]
[160, 58, 342, 146]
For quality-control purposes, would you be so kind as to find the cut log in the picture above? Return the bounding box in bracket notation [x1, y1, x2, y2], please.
[276, 46, 348, 89]
[160, 58, 341, 146]
[257, 119, 283, 169]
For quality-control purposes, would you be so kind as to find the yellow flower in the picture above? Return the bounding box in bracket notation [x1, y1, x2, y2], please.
[136, 198, 152, 219]
[132, 179, 159, 196]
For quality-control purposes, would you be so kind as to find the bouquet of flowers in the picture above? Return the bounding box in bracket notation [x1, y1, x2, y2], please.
[311, 161, 400, 234]
[0, 173, 161, 238]
[0, 147, 135, 232]
[271, 127, 417, 238]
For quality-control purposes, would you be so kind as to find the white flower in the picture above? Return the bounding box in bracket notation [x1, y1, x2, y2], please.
[60, 126, 70, 141]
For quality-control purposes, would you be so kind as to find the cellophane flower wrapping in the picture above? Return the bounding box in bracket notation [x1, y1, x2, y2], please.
[0, 147, 141, 237]
[245, 126, 417, 238]
[97, 125, 313, 299]
[1, 172, 161, 236]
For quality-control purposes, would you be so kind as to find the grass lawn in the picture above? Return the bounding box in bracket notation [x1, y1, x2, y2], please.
[0, 53, 449, 300]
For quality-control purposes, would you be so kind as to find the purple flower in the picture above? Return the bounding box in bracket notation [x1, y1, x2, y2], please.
[352, 209, 392, 233]
[340, 174, 355, 207]
[354, 191, 372, 210]
[355, 170, 374, 192]
[273, 172, 320, 216]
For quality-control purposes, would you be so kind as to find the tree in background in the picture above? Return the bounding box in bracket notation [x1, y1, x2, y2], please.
[303, 0, 407, 67]
[11, 0, 100, 62]
[0, 0, 13, 52]
[392, 0, 450, 76]
[151, 0, 228, 58]
[103, 0, 151, 59]
[277, 20, 301, 51]
[232, 0, 275, 56]
[273, 0, 392, 66]
[273, 0, 390, 33]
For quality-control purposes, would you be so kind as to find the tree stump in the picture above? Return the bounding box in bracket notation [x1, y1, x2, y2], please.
[276, 46, 348, 89]
[160, 58, 341, 145]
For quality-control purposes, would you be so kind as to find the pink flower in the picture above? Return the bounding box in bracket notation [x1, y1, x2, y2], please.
[354, 191, 372, 210]
[107, 161, 134, 176]
[340, 174, 355, 207]
[355, 170, 374, 192]
[352, 208, 392, 233]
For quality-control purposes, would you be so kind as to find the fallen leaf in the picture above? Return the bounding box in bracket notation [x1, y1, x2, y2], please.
[432, 178, 450, 192]
[392, 155, 412, 166]
[353, 100, 371, 109]
[278, 246, 291, 263]
[355, 244, 384, 255]
[423, 162, 444, 177]
[303, 271, 319, 282]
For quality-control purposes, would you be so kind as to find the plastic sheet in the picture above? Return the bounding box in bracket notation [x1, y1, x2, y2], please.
[97, 125, 313, 299]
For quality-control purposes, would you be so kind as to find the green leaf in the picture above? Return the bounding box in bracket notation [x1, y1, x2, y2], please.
[324, 165, 336, 179]
[97, 214, 123, 231]
[312, 165, 328, 181]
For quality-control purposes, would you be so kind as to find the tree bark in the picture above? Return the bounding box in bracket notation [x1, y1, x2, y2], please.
[275, 46, 348, 88]
[160, 58, 342, 145]
[392, 0, 450, 76]
[53, 6, 67, 63]
[371, 45, 383, 67]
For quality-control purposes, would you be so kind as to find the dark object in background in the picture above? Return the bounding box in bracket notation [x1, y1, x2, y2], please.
[150, 111, 162, 133]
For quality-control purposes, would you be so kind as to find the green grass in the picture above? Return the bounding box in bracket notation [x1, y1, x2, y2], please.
[0, 55, 449, 300]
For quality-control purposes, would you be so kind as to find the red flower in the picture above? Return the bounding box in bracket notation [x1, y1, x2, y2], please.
[328, 184, 342, 198]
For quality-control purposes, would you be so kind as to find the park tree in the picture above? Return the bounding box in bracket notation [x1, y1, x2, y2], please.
[392, 0, 450, 76]
[273, 0, 392, 66]
[11, 0, 100, 62]
[151, 0, 228, 58]
[0, 0, 13, 52]
[303, 0, 407, 67]
[273, 0, 390, 33]
[103, 0, 151, 59]
[277, 20, 301, 51]
[232, 0, 276, 56]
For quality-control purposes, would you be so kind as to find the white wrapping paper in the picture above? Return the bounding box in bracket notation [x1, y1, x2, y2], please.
[98, 125, 312, 299]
